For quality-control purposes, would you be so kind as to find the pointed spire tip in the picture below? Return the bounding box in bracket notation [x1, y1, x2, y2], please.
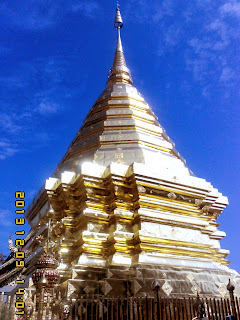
[114, 2, 123, 29]
[107, 3, 133, 86]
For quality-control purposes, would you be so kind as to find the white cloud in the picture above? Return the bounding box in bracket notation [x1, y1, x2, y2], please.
[164, 25, 182, 47]
[184, 1, 239, 98]
[0, 57, 70, 116]
[37, 101, 59, 114]
[71, 1, 100, 17]
[220, 1, 240, 17]
[208, 19, 230, 46]
[186, 55, 210, 81]
[189, 38, 212, 54]
[0, 1, 57, 30]
[125, 0, 239, 104]
[0, 0, 101, 30]
[0, 57, 80, 160]
[220, 67, 235, 83]
[152, 0, 175, 21]
[0, 114, 21, 134]
[202, 86, 210, 98]
[156, 23, 183, 56]
[0, 141, 19, 160]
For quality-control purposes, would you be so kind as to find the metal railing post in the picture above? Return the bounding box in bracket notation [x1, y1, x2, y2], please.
[227, 279, 237, 319]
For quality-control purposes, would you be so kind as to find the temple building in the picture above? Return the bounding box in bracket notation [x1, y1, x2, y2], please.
[18, 5, 240, 300]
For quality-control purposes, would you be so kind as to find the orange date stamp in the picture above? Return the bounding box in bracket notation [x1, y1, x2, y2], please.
[15, 191, 25, 315]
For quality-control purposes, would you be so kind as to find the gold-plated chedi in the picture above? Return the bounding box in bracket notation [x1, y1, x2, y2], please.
[23, 4, 240, 301]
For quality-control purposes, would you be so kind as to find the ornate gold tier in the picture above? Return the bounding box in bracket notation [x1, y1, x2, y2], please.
[25, 161, 240, 298]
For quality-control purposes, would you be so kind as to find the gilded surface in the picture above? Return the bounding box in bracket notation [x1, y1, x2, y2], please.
[23, 5, 240, 299]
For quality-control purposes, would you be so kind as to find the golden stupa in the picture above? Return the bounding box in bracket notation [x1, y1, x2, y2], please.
[24, 5, 240, 299]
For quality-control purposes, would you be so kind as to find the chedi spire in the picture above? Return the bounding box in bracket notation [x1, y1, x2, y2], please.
[107, 2, 133, 86]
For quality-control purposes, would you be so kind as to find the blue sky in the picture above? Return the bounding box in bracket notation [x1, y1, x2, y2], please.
[0, 0, 239, 272]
